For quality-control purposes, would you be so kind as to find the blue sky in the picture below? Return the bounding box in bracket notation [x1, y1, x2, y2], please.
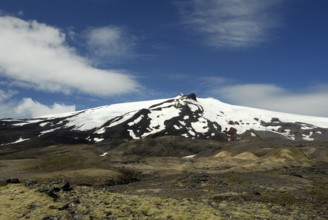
[0, 0, 328, 118]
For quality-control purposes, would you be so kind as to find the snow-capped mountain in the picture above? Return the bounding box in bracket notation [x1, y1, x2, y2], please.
[1, 93, 328, 146]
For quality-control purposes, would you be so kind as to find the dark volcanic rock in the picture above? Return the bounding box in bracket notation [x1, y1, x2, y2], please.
[6, 178, 20, 184]
[185, 93, 197, 101]
[47, 188, 60, 199]
[62, 182, 73, 191]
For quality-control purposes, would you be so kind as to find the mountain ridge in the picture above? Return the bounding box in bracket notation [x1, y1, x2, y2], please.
[1, 93, 328, 146]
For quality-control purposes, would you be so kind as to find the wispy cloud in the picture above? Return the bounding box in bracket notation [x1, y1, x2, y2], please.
[85, 26, 138, 62]
[204, 80, 328, 117]
[0, 16, 139, 96]
[177, 0, 283, 48]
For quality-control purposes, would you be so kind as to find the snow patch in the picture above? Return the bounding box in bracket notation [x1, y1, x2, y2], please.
[182, 154, 196, 159]
[302, 136, 314, 141]
[141, 105, 180, 137]
[6, 137, 30, 145]
[94, 137, 104, 142]
[40, 127, 60, 135]
[188, 130, 196, 136]
[100, 152, 109, 157]
[128, 130, 139, 139]
[189, 104, 199, 112]
[174, 125, 180, 130]
[179, 121, 186, 126]
[191, 118, 209, 133]
[39, 122, 49, 127]
[128, 115, 144, 126]
[265, 126, 281, 132]
[302, 132, 314, 141]
[13, 119, 44, 126]
[95, 127, 106, 134]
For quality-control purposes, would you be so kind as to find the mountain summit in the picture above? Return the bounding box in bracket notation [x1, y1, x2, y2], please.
[1, 93, 328, 146]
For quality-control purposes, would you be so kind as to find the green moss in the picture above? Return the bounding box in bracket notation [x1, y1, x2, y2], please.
[0, 184, 67, 220]
[0, 184, 222, 220]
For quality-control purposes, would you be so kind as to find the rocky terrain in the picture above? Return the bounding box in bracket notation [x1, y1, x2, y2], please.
[1, 136, 328, 219]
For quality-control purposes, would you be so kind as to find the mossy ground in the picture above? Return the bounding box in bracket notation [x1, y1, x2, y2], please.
[0, 184, 222, 220]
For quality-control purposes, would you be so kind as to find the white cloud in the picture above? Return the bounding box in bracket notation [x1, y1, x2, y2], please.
[0, 97, 75, 119]
[177, 0, 283, 48]
[0, 16, 139, 96]
[85, 26, 137, 60]
[208, 83, 328, 117]
[14, 98, 75, 118]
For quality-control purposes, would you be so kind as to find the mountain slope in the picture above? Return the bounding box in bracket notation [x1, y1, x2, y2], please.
[1, 93, 328, 146]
